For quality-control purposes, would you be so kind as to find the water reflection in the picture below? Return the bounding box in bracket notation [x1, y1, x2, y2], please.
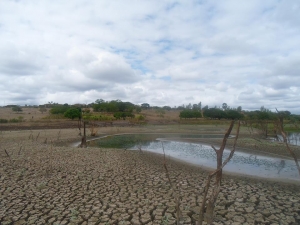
[91, 134, 299, 181]
[130, 140, 298, 181]
[277, 160, 285, 174]
[272, 132, 300, 146]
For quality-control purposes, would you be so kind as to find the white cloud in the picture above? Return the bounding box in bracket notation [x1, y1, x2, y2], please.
[0, 0, 300, 113]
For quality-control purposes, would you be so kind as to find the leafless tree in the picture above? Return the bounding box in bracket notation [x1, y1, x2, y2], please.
[198, 120, 240, 225]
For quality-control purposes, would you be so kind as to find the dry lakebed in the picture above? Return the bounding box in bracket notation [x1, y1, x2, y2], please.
[0, 126, 300, 225]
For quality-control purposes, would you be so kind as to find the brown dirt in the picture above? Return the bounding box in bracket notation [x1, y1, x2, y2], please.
[1, 127, 300, 224]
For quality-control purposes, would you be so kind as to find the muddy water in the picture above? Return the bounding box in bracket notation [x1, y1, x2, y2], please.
[131, 140, 298, 182]
[91, 133, 299, 182]
[271, 132, 300, 146]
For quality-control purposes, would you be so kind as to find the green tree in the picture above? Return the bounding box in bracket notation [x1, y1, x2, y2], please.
[245, 110, 276, 120]
[222, 103, 228, 110]
[226, 110, 244, 120]
[135, 106, 142, 113]
[163, 106, 172, 111]
[237, 106, 242, 112]
[203, 108, 227, 120]
[192, 104, 199, 110]
[202, 105, 209, 111]
[113, 112, 134, 120]
[179, 109, 202, 119]
[95, 99, 105, 104]
[64, 108, 81, 120]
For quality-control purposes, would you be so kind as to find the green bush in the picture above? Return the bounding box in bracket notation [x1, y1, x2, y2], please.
[180, 110, 202, 119]
[113, 112, 134, 120]
[0, 118, 8, 123]
[64, 108, 81, 120]
[137, 115, 145, 121]
[9, 118, 20, 123]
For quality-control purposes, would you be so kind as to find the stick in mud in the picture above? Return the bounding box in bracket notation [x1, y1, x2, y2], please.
[36, 132, 40, 141]
[80, 121, 87, 148]
[18, 146, 22, 155]
[161, 142, 182, 225]
[4, 149, 13, 164]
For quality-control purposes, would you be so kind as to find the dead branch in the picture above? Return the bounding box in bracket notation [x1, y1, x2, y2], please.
[89, 121, 99, 136]
[36, 132, 40, 141]
[57, 130, 61, 140]
[198, 120, 240, 225]
[275, 109, 300, 176]
[4, 149, 13, 164]
[18, 146, 22, 155]
[80, 121, 87, 148]
[162, 142, 182, 224]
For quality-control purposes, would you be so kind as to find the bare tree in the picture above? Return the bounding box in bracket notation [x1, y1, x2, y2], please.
[198, 120, 240, 225]
[275, 109, 300, 176]
[80, 121, 87, 148]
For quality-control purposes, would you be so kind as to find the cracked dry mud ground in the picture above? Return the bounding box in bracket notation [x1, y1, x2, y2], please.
[0, 129, 300, 225]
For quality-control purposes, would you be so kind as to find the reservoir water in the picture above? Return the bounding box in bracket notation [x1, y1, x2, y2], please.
[91, 134, 299, 182]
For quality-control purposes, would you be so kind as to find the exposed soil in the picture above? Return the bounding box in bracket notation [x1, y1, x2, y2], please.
[1, 127, 300, 225]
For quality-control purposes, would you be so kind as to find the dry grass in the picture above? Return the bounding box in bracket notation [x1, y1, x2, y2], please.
[0, 107, 48, 120]
[140, 109, 181, 123]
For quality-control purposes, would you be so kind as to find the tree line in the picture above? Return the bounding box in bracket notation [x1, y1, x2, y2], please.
[14, 99, 299, 122]
[48, 100, 139, 120]
[179, 104, 299, 121]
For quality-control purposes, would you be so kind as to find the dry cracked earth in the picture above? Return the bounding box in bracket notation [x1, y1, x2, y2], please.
[0, 129, 300, 225]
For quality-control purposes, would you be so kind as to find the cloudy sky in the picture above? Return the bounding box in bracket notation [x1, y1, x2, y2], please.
[0, 0, 300, 113]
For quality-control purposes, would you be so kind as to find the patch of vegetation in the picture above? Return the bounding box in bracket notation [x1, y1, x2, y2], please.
[113, 112, 134, 120]
[179, 109, 202, 119]
[92, 134, 158, 149]
[93, 99, 136, 112]
[203, 108, 243, 120]
[64, 108, 81, 120]
[50, 105, 70, 114]
[0, 118, 8, 123]
[136, 114, 145, 121]
[0, 116, 24, 123]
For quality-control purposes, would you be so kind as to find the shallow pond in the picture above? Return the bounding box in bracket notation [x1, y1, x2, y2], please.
[90, 134, 299, 182]
[271, 132, 300, 146]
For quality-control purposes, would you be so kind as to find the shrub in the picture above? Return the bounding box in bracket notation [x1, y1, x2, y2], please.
[64, 108, 81, 120]
[0, 118, 8, 123]
[179, 110, 202, 119]
[137, 115, 145, 121]
[9, 118, 20, 123]
[203, 108, 226, 120]
[113, 112, 135, 120]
